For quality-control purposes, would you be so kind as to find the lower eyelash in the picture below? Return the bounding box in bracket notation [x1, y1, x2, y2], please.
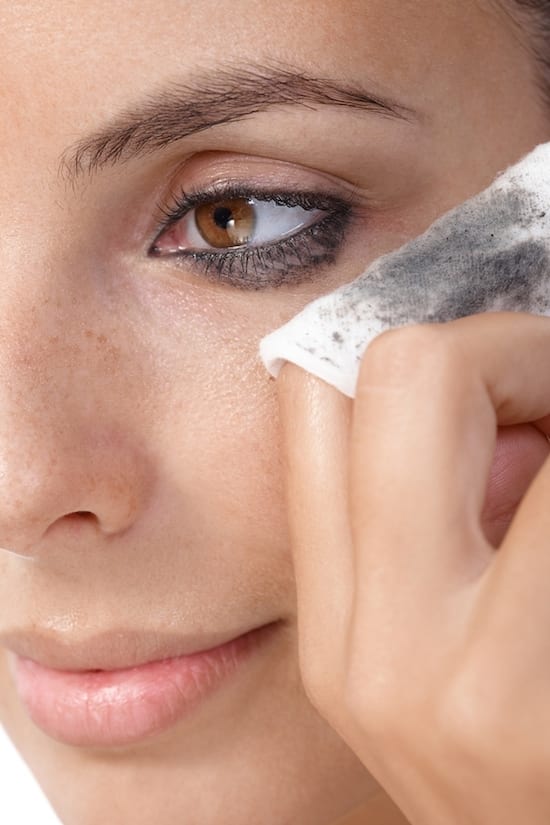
[156, 205, 353, 290]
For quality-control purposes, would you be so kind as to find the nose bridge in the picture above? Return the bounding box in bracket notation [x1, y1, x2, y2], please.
[0, 252, 147, 556]
[0, 251, 87, 407]
[0, 142, 102, 397]
[0, 59, 151, 557]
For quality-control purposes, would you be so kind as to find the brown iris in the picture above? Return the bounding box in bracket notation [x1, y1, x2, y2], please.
[195, 198, 256, 248]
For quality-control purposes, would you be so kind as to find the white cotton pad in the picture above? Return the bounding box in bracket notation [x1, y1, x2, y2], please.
[259, 141, 550, 398]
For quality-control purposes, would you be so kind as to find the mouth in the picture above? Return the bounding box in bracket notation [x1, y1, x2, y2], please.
[4, 621, 281, 748]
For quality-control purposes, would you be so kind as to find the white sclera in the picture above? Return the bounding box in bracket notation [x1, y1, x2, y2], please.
[185, 200, 323, 249]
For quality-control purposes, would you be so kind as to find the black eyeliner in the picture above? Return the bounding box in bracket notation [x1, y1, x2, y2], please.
[149, 183, 354, 290]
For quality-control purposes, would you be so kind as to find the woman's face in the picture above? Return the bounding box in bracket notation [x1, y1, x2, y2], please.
[0, 2, 548, 823]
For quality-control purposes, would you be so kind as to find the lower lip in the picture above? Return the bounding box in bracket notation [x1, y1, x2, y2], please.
[8, 624, 276, 748]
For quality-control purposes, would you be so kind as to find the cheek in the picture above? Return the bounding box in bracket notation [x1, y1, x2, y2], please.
[181, 331, 290, 538]
[133, 274, 304, 564]
[482, 425, 550, 546]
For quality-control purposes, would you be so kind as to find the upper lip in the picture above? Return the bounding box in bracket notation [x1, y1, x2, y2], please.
[0, 624, 273, 672]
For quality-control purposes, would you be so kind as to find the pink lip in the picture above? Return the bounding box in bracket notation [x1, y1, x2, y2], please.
[8, 623, 276, 747]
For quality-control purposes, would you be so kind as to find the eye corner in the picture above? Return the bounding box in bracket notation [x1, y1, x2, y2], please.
[147, 239, 164, 258]
[147, 180, 358, 290]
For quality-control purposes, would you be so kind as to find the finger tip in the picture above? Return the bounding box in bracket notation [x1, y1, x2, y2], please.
[276, 363, 352, 434]
[277, 361, 307, 390]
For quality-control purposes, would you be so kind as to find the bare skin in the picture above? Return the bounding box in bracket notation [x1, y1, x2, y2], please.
[278, 313, 550, 824]
[0, 2, 549, 823]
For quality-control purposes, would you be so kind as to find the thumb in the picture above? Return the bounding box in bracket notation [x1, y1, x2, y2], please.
[276, 363, 355, 689]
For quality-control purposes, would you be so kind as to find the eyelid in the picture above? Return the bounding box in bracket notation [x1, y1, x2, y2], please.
[150, 181, 353, 246]
[147, 179, 357, 291]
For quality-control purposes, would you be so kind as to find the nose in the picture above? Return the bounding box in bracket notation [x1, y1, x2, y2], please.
[0, 300, 149, 559]
[0, 419, 147, 557]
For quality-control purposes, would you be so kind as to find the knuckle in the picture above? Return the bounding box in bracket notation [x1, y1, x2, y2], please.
[343, 663, 399, 740]
[435, 667, 504, 761]
[297, 643, 342, 717]
[298, 636, 401, 741]
[359, 323, 463, 392]
[364, 323, 440, 363]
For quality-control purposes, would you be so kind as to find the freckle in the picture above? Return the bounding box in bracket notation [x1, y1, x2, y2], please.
[85, 329, 93, 338]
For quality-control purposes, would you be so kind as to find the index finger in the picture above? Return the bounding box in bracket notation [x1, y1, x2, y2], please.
[277, 365, 355, 685]
[350, 312, 550, 617]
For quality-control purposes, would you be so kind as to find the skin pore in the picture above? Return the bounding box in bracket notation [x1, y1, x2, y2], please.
[0, 1, 549, 823]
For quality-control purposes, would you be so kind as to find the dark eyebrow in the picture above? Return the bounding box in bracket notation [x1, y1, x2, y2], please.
[59, 63, 416, 184]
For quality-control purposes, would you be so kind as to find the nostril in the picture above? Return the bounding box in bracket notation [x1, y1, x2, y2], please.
[65, 511, 96, 521]
[50, 510, 99, 532]
[40, 509, 101, 546]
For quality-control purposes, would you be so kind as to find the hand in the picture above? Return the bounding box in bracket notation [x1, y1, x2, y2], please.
[277, 312, 550, 825]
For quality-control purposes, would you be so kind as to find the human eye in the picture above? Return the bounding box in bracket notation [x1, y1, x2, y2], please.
[148, 182, 354, 290]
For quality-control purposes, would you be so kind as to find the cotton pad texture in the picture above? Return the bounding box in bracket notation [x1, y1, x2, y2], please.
[259, 141, 550, 398]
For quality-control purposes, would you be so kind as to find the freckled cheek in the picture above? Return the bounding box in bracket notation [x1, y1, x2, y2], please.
[147, 299, 287, 523]
[197, 341, 286, 510]
[125, 271, 296, 529]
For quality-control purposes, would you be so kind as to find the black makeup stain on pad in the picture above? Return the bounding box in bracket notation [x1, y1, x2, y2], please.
[259, 144, 550, 399]
[335, 185, 550, 339]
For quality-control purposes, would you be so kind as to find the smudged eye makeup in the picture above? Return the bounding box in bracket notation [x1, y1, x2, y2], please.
[149, 182, 354, 290]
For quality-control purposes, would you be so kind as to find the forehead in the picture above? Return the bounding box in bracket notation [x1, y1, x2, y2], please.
[0, 0, 502, 98]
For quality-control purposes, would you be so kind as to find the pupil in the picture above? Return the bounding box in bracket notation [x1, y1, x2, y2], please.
[194, 198, 256, 248]
[214, 207, 233, 230]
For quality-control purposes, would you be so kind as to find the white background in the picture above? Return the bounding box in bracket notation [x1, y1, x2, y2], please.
[0, 725, 62, 824]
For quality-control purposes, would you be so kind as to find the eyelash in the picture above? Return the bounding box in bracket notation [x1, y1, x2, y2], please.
[148, 182, 354, 290]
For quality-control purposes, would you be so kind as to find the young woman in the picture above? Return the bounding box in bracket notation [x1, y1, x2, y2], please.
[2, 1, 550, 823]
